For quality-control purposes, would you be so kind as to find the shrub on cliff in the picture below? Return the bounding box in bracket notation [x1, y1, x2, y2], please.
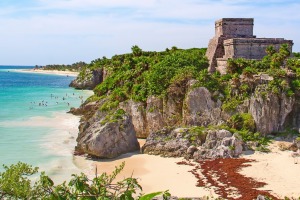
[92, 46, 208, 105]
[227, 113, 256, 132]
[0, 162, 170, 200]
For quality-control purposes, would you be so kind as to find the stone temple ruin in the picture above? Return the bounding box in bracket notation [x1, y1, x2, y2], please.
[206, 18, 293, 74]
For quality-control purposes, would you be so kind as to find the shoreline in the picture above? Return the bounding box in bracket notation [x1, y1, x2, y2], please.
[13, 69, 79, 77]
[10, 67, 298, 198]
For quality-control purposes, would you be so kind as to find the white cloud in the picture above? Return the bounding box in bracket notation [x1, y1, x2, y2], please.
[0, 0, 299, 65]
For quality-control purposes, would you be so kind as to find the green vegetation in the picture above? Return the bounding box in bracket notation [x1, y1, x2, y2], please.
[41, 61, 87, 72]
[0, 162, 170, 200]
[92, 46, 208, 105]
[78, 44, 300, 149]
[83, 44, 300, 117]
[227, 113, 256, 132]
[100, 109, 127, 125]
[187, 126, 207, 145]
[293, 52, 300, 58]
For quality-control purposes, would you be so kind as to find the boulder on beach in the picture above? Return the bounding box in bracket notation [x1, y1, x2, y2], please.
[142, 127, 243, 160]
[75, 109, 140, 158]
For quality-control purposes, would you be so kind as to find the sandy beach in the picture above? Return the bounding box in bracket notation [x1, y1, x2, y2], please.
[74, 146, 217, 198]
[240, 141, 300, 198]
[72, 139, 300, 199]
[13, 69, 79, 77]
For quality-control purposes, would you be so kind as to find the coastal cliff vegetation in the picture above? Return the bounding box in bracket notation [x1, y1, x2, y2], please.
[71, 44, 300, 157]
[3, 45, 300, 199]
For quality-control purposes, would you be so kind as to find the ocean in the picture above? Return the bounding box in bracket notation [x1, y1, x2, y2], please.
[0, 66, 92, 182]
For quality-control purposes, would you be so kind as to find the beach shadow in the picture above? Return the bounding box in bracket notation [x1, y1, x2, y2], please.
[242, 150, 255, 155]
[83, 150, 143, 163]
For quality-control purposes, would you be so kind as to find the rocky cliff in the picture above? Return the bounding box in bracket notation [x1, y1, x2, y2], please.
[115, 83, 299, 139]
[70, 68, 103, 90]
[72, 78, 300, 158]
[74, 105, 140, 158]
[141, 127, 243, 160]
[69, 47, 300, 159]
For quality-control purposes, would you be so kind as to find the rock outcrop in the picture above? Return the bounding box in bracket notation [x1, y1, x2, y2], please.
[142, 128, 243, 160]
[145, 96, 165, 134]
[193, 129, 243, 160]
[249, 85, 295, 135]
[183, 86, 223, 126]
[70, 68, 103, 89]
[119, 100, 148, 138]
[75, 109, 140, 158]
[141, 127, 202, 158]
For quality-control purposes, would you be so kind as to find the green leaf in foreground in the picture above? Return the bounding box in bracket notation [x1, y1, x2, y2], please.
[0, 161, 170, 199]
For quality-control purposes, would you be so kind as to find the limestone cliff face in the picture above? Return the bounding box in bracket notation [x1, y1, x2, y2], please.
[70, 68, 103, 90]
[249, 85, 295, 135]
[285, 91, 300, 129]
[119, 100, 148, 138]
[74, 78, 299, 158]
[183, 86, 223, 126]
[75, 108, 140, 158]
[119, 83, 299, 138]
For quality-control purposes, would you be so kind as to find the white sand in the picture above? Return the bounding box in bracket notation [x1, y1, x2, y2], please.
[13, 69, 79, 77]
[72, 140, 300, 198]
[74, 142, 217, 198]
[240, 141, 300, 198]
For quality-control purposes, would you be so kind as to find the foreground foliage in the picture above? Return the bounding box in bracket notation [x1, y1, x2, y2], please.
[0, 162, 170, 200]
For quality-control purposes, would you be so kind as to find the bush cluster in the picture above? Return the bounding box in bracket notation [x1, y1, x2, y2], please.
[0, 162, 170, 200]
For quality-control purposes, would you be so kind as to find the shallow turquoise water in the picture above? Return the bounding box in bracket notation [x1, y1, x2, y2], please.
[0, 66, 91, 177]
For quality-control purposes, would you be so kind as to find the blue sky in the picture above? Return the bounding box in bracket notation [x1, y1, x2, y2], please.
[0, 0, 299, 65]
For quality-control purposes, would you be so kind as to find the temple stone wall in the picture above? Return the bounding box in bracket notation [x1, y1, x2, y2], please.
[206, 18, 293, 74]
[215, 18, 254, 38]
[223, 38, 293, 60]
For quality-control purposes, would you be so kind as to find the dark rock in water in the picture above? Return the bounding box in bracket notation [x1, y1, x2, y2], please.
[70, 68, 103, 90]
[75, 111, 140, 158]
[142, 127, 243, 160]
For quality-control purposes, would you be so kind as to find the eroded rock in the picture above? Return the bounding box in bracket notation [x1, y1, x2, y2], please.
[75, 111, 140, 158]
[193, 130, 243, 160]
[249, 85, 295, 135]
[70, 68, 103, 90]
[119, 100, 147, 138]
[142, 128, 243, 160]
[183, 87, 223, 126]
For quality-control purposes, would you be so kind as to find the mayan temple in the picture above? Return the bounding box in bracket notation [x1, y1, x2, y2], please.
[206, 18, 293, 74]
